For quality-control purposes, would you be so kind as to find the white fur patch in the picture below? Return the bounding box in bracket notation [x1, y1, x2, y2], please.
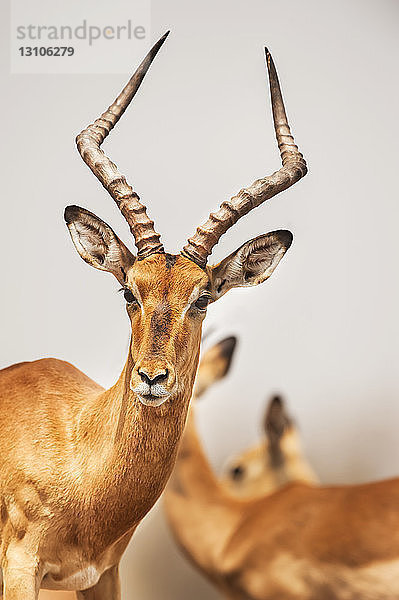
[42, 563, 102, 591]
[181, 285, 201, 319]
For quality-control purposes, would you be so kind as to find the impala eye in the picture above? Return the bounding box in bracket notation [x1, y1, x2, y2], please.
[123, 289, 137, 305]
[230, 465, 245, 481]
[194, 294, 211, 311]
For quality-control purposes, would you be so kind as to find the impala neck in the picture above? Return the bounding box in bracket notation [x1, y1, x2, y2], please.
[168, 407, 223, 501]
[77, 338, 200, 547]
[165, 407, 242, 572]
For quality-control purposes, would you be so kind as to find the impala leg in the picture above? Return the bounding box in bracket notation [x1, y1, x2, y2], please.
[76, 565, 120, 600]
[1, 556, 39, 600]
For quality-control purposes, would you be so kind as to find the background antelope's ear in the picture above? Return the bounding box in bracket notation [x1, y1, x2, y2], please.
[194, 336, 237, 399]
[209, 230, 292, 300]
[64, 205, 135, 284]
[264, 395, 292, 468]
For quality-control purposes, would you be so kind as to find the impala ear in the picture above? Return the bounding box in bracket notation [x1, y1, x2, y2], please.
[209, 231, 292, 300]
[264, 395, 292, 468]
[64, 205, 135, 284]
[265, 396, 291, 439]
[194, 336, 237, 399]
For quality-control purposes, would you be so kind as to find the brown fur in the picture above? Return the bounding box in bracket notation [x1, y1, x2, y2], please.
[165, 348, 399, 600]
[0, 254, 207, 599]
[1, 232, 291, 599]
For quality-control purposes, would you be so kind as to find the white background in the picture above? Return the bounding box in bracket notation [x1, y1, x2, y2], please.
[1, 1, 399, 598]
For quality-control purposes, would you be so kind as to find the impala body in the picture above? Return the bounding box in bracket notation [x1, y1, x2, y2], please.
[165, 357, 399, 600]
[0, 32, 307, 599]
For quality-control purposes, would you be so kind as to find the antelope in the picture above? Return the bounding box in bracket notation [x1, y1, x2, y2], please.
[0, 32, 307, 599]
[165, 363, 399, 599]
[222, 394, 318, 499]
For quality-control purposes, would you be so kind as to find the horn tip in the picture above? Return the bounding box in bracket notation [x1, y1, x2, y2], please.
[150, 31, 170, 54]
[264, 46, 274, 70]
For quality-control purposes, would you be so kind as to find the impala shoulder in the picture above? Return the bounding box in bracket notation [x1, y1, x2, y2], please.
[34, 358, 99, 380]
[0, 358, 103, 394]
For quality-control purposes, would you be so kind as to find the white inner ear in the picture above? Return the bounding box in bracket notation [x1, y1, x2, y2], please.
[212, 233, 290, 299]
[67, 212, 134, 281]
[69, 221, 108, 268]
[69, 220, 114, 270]
[241, 239, 287, 284]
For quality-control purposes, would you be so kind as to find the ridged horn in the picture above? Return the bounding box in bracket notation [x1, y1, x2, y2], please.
[76, 32, 170, 258]
[182, 48, 307, 268]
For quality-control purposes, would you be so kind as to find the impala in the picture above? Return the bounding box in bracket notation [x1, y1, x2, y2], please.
[165, 363, 399, 599]
[0, 32, 307, 599]
[222, 394, 318, 499]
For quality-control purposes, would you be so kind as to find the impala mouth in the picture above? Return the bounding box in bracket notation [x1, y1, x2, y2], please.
[131, 379, 175, 407]
[136, 392, 171, 407]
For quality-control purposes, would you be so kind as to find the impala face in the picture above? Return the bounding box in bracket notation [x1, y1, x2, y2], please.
[65, 206, 293, 407]
[222, 396, 318, 497]
[125, 254, 209, 406]
[223, 438, 292, 497]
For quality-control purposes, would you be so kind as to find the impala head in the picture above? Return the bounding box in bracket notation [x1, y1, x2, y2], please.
[65, 32, 307, 408]
[222, 396, 318, 497]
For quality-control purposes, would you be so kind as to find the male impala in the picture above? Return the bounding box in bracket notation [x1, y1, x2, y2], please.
[165, 352, 399, 599]
[0, 32, 307, 599]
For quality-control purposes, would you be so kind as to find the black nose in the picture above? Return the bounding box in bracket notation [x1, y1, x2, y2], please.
[138, 369, 168, 387]
[230, 465, 245, 480]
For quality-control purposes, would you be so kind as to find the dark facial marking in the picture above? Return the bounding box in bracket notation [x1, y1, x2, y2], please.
[165, 253, 178, 270]
[150, 302, 172, 353]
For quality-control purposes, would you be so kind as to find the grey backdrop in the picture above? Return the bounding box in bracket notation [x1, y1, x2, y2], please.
[1, 1, 399, 598]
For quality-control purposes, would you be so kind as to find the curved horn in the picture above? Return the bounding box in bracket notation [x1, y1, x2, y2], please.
[182, 48, 307, 268]
[76, 32, 169, 259]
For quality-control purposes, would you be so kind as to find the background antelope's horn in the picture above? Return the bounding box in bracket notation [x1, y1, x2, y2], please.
[76, 32, 170, 259]
[181, 47, 308, 268]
